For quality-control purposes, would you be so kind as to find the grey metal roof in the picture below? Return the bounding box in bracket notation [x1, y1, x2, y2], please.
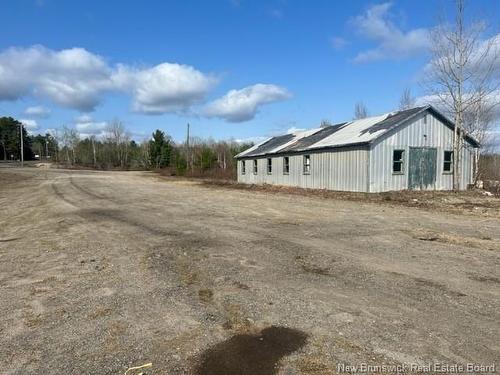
[236, 105, 479, 158]
[282, 123, 347, 152]
[359, 107, 424, 135]
[243, 133, 295, 157]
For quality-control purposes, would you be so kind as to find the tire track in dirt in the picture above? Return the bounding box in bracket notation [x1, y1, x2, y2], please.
[51, 181, 79, 208]
[51, 173, 119, 209]
[69, 176, 109, 200]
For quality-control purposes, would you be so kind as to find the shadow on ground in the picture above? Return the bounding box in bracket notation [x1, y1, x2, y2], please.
[195, 326, 308, 375]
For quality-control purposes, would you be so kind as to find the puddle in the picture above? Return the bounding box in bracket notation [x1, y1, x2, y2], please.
[195, 326, 307, 375]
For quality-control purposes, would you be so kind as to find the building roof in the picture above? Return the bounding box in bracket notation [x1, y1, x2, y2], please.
[236, 105, 479, 158]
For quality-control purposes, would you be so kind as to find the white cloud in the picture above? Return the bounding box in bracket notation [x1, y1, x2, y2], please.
[417, 90, 500, 116]
[70, 114, 108, 138]
[1, 45, 291, 119]
[0, 46, 112, 111]
[351, 2, 429, 63]
[75, 121, 107, 134]
[74, 118, 108, 139]
[0, 45, 216, 114]
[79, 131, 109, 140]
[75, 114, 93, 123]
[235, 136, 267, 144]
[204, 84, 291, 122]
[20, 119, 39, 130]
[25, 105, 51, 118]
[417, 90, 500, 149]
[488, 129, 500, 150]
[287, 126, 306, 134]
[113, 63, 217, 114]
[423, 33, 500, 80]
[418, 32, 499, 124]
[486, 34, 500, 79]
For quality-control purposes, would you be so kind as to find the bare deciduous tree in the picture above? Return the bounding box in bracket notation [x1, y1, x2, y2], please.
[463, 93, 498, 181]
[425, 0, 499, 189]
[61, 126, 79, 165]
[354, 102, 368, 119]
[90, 135, 97, 168]
[463, 92, 497, 148]
[320, 119, 333, 128]
[106, 120, 130, 168]
[399, 88, 416, 110]
[140, 141, 150, 168]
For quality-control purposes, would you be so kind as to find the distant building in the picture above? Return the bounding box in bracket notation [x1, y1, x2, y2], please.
[235, 106, 479, 192]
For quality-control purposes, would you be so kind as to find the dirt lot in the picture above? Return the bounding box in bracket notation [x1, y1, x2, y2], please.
[1, 166, 499, 374]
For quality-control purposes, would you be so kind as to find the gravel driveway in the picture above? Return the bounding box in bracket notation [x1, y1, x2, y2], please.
[0, 167, 498, 374]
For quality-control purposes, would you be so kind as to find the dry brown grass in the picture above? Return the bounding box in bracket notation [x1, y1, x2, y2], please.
[199, 179, 500, 217]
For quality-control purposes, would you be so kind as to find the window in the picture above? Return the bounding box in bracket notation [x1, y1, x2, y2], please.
[443, 151, 453, 173]
[303, 155, 311, 174]
[267, 158, 272, 174]
[393, 150, 405, 173]
[283, 156, 290, 174]
[253, 159, 258, 174]
[241, 160, 246, 175]
[423, 114, 427, 124]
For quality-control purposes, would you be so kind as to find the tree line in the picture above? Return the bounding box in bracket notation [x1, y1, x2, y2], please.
[0, 116, 252, 178]
[0, 117, 58, 162]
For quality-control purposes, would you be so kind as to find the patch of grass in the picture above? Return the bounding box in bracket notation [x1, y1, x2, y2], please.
[222, 303, 251, 332]
[294, 357, 334, 374]
[199, 179, 500, 217]
[25, 314, 44, 328]
[88, 307, 113, 320]
[198, 288, 214, 303]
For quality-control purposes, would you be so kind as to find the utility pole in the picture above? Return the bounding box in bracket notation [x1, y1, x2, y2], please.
[45, 138, 49, 160]
[186, 123, 191, 171]
[19, 123, 24, 167]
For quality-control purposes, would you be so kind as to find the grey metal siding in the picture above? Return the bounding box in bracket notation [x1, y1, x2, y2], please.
[237, 148, 369, 192]
[236, 109, 476, 193]
[369, 112, 475, 192]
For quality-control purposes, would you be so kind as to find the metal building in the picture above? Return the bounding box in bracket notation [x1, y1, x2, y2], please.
[235, 106, 479, 192]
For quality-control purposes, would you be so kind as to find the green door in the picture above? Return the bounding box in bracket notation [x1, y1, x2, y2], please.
[408, 147, 437, 190]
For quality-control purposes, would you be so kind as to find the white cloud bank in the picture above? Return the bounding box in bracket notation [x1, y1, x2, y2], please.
[113, 63, 217, 114]
[0, 46, 111, 111]
[0, 45, 217, 114]
[286, 126, 306, 134]
[73, 114, 108, 139]
[75, 114, 93, 123]
[204, 84, 291, 122]
[351, 2, 429, 63]
[25, 105, 51, 118]
[20, 119, 39, 130]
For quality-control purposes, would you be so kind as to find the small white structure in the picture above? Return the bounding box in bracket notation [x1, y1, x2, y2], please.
[235, 106, 479, 192]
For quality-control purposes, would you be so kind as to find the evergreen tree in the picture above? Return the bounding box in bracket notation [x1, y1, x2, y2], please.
[149, 129, 173, 168]
[0, 117, 34, 161]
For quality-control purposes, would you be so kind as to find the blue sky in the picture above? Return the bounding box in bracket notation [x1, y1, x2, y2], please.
[0, 0, 498, 143]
